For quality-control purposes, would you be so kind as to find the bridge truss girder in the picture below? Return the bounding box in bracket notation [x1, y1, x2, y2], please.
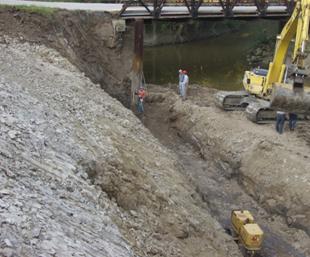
[119, 0, 295, 19]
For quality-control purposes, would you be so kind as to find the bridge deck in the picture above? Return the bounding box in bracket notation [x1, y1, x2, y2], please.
[0, 0, 292, 19]
[120, 0, 293, 19]
[121, 5, 289, 19]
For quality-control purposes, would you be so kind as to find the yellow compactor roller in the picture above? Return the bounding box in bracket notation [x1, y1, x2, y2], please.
[231, 210, 264, 257]
[215, 0, 310, 123]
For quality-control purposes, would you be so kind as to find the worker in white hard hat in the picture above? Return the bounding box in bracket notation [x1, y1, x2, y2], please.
[178, 69, 184, 95]
[181, 70, 189, 101]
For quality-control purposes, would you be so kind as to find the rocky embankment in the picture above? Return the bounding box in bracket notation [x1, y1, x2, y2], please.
[0, 38, 244, 256]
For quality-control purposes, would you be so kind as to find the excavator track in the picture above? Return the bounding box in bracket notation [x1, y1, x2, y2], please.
[214, 91, 250, 110]
[215, 91, 277, 123]
[245, 100, 276, 124]
[215, 91, 310, 123]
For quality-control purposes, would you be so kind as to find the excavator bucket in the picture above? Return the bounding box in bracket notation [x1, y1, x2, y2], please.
[270, 85, 310, 114]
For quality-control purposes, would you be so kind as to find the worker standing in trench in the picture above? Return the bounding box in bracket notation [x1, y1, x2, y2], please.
[181, 70, 189, 100]
[288, 112, 298, 131]
[178, 69, 184, 95]
[275, 110, 286, 134]
[135, 87, 146, 113]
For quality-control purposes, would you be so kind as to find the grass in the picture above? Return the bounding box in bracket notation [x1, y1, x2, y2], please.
[0, 4, 57, 16]
[29, 0, 117, 2]
[0, 0, 119, 16]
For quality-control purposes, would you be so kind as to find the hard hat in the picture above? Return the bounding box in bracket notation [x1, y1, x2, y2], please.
[178, 69, 182, 73]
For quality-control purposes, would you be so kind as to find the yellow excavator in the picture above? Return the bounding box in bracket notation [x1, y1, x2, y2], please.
[215, 0, 310, 123]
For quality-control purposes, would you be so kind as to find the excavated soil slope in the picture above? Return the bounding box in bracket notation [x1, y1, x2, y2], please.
[0, 7, 134, 107]
[145, 84, 310, 257]
[0, 38, 245, 257]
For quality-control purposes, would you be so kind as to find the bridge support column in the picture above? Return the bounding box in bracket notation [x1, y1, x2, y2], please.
[131, 19, 144, 111]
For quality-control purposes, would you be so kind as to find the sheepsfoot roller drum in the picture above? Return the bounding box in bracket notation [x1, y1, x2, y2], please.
[270, 84, 310, 114]
[231, 210, 264, 257]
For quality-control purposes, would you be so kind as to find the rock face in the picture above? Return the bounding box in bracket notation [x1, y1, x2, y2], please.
[0, 39, 243, 257]
[0, 40, 134, 257]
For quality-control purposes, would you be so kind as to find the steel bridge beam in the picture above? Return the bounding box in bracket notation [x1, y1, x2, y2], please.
[119, 0, 295, 19]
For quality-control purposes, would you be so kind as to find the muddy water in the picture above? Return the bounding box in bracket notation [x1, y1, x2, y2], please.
[144, 20, 278, 91]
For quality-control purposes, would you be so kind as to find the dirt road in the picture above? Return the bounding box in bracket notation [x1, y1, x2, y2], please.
[144, 84, 310, 257]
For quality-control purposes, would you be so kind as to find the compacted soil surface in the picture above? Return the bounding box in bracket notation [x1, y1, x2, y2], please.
[144, 84, 310, 257]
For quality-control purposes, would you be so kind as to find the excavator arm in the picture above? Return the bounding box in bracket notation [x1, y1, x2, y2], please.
[215, 0, 310, 121]
[243, 0, 310, 114]
[263, 1, 300, 94]
[264, 0, 310, 94]
[292, 0, 310, 67]
[268, 0, 310, 114]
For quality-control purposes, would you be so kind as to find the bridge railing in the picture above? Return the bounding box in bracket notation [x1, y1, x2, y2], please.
[119, 0, 294, 18]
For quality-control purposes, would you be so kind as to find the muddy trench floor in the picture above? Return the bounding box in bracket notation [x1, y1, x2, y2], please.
[141, 86, 309, 257]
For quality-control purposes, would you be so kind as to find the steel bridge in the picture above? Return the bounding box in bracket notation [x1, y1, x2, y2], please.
[119, 0, 294, 19]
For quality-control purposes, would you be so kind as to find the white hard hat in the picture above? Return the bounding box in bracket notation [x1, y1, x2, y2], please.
[178, 69, 182, 73]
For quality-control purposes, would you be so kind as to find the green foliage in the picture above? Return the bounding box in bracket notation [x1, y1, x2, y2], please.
[0, 4, 56, 16]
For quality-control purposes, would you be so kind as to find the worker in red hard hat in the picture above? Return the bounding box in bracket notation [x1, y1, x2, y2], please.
[135, 87, 146, 113]
[137, 87, 145, 99]
[180, 70, 189, 100]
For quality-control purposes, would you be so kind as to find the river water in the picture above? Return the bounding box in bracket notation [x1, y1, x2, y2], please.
[144, 20, 279, 91]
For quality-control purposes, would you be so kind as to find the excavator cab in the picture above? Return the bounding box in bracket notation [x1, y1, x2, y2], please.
[243, 68, 268, 96]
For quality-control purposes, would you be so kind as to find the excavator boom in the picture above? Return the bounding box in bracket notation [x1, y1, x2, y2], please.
[269, 0, 310, 113]
[215, 0, 310, 122]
